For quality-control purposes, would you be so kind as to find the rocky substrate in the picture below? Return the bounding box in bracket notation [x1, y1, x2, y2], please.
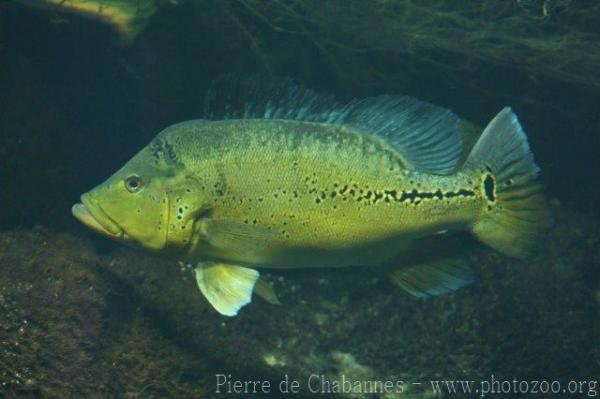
[0, 205, 598, 398]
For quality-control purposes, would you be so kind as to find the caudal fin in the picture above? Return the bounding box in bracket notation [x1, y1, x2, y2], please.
[464, 107, 551, 258]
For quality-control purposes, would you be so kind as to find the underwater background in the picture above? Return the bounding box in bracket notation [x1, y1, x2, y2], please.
[1, 1, 599, 398]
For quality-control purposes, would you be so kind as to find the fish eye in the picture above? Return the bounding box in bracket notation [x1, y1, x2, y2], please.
[124, 175, 144, 193]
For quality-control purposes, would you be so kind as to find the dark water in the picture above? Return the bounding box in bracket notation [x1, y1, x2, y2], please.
[1, 1, 599, 398]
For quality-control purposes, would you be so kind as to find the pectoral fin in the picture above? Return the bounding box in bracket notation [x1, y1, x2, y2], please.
[202, 219, 278, 258]
[388, 257, 474, 297]
[194, 262, 259, 316]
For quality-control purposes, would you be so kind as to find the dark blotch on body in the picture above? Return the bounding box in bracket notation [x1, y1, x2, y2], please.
[484, 174, 496, 202]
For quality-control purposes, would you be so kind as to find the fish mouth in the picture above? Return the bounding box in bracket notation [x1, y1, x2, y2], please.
[72, 195, 124, 239]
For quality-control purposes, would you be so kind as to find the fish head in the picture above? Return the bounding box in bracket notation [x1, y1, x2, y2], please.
[72, 138, 203, 252]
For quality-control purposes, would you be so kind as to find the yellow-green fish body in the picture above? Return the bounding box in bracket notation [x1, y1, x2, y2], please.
[73, 78, 549, 316]
[162, 119, 480, 268]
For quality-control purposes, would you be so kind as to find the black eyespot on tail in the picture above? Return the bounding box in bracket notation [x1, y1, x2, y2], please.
[483, 174, 496, 202]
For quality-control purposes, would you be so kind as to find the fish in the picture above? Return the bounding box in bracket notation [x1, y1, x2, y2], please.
[72, 77, 550, 316]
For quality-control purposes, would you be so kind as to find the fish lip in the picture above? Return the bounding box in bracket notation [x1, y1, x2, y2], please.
[72, 195, 123, 238]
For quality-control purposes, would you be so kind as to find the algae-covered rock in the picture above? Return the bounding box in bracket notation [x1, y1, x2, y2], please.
[0, 228, 209, 398]
[14, 0, 163, 43]
[1, 206, 598, 398]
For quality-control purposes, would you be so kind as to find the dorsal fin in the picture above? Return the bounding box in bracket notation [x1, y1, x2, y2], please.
[338, 96, 463, 175]
[204, 76, 464, 175]
[204, 76, 342, 122]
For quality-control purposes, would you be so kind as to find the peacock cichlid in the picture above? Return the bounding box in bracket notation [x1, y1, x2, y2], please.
[72, 78, 550, 316]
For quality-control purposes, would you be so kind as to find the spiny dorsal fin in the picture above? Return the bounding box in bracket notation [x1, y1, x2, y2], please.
[204, 76, 341, 122]
[204, 76, 464, 175]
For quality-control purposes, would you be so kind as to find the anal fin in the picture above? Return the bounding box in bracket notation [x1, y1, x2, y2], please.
[389, 257, 474, 298]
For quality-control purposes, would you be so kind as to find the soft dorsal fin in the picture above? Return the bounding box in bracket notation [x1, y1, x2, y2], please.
[338, 96, 464, 175]
[204, 76, 464, 175]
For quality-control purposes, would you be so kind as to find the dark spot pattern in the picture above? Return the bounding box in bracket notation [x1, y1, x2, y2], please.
[483, 174, 496, 202]
[309, 181, 476, 207]
[149, 138, 184, 167]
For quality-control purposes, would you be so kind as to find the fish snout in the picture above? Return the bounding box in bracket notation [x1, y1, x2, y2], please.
[72, 195, 123, 238]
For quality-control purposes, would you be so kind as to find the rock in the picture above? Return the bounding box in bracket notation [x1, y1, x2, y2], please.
[0, 207, 598, 397]
[0, 228, 209, 398]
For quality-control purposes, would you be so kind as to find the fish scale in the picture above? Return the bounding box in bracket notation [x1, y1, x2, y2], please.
[165, 119, 482, 262]
[72, 78, 549, 316]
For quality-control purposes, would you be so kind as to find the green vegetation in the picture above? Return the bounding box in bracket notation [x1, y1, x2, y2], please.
[15, 1, 600, 94]
[223, 0, 600, 92]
